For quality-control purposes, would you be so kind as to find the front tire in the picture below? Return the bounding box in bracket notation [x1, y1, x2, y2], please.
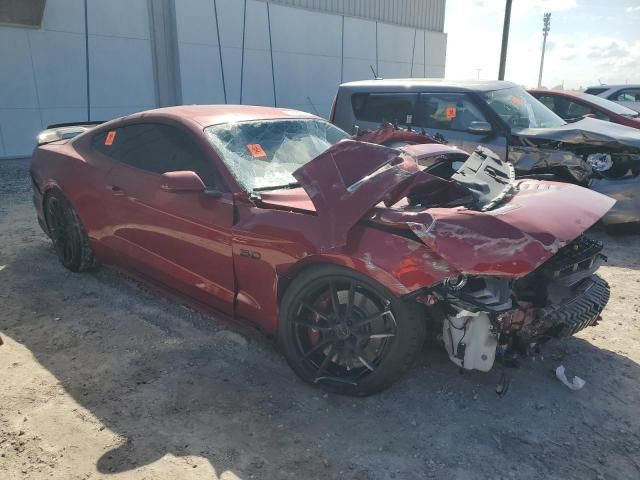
[44, 190, 97, 272]
[278, 265, 426, 396]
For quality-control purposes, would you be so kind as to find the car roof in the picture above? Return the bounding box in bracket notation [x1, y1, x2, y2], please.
[118, 104, 321, 127]
[586, 84, 640, 90]
[529, 89, 583, 97]
[338, 78, 517, 93]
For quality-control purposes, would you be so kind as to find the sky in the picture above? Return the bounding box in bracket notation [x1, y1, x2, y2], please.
[443, 0, 640, 89]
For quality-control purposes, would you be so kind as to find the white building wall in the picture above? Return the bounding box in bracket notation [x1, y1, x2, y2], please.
[269, 4, 343, 116]
[175, 0, 446, 119]
[86, 0, 156, 121]
[0, 0, 446, 157]
[0, 0, 87, 157]
[0, 0, 154, 157]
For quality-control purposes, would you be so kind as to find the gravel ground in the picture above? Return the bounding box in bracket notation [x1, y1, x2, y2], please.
[1, 157, 640, 480]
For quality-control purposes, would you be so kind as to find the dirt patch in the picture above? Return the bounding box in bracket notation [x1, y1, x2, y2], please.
[1, 158, 639, 480]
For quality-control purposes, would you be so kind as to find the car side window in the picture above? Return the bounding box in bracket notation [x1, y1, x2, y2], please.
[565, 100, 591, 118]
[351, 93, 419, 125]
[563, 101, 609, 121]
[567, 101, 611, 122]
[350, 92, 488, 132]
[537, 95, 556, 111]
[413, 93, 488, 132]
[609, 89, 640, 102]
[535, 96, 607, 122]
[92, 123, 220, 187]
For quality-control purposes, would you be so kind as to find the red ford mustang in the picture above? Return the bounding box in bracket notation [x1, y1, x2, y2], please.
[31, 105, 614, 395]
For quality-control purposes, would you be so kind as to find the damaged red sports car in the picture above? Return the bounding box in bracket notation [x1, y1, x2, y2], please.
[31, 105, 614, 395]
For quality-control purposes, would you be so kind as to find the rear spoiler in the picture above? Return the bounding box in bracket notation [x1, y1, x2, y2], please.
[36, 120, 105, 146]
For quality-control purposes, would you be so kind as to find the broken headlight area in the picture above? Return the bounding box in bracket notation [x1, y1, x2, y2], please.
[423, 236, 610, 372]
[510, 140, 640, 184]
[587, 152, 640, 179]
[586, 153, 613, 172]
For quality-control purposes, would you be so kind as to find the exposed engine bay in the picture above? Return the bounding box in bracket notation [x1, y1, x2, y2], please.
[291, 138, 614, 375]
[367, 143, 612, 372]
[408, 146, 611, 372]
[431, 236, 609, 372]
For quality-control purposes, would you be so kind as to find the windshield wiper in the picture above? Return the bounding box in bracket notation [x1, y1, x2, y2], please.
[253, 182, 300, 192]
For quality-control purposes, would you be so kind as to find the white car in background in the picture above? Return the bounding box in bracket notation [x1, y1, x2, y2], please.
[585, 84, 640, 113]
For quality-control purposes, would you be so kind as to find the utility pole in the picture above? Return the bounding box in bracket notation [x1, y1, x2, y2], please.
[537, 13, 551, 88]
[498, 0, 512, 80]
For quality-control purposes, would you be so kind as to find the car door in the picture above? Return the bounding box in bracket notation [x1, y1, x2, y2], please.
[609, 88, 640, 113]
[412, 92, 508, 159]
[93, 122, 235, 314]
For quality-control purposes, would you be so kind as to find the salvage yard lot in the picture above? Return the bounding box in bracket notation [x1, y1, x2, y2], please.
[1, 157, 639, 480]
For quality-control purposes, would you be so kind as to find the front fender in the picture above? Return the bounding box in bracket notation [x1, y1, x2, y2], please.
[281, 225, 458, 298]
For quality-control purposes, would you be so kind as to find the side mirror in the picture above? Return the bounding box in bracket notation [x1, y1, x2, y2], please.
[160, 171, 206, 193]
[467, 121, 493, 135]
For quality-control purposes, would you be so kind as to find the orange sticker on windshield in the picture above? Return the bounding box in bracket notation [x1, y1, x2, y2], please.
[511, 96, 524, 106]
[247, 143, 267, 158]
[445, 107, 457, 120]
[105, 130, 116, 146]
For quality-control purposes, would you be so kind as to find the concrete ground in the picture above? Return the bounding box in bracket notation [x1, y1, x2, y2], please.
[1, 157, 639, 480]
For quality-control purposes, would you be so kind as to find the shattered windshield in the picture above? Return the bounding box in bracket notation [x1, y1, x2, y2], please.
[483, 86, 566, 131]
[204, 119, 350, 192]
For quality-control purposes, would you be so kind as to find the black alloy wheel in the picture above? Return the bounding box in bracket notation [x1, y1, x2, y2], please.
[279, 266, 426, 396]
[44, 191, 97, 272]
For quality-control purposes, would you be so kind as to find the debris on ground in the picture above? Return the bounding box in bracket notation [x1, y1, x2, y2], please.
[555, 365, 586, 391]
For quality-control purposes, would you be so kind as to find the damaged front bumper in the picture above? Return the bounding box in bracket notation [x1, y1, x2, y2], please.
[431, 236, 610, 372]
[534, 275, 609, 337]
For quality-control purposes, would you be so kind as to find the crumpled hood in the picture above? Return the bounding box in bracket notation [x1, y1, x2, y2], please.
[377, 181, 615, 276]
[292, 140, 417, 249]
[515, 117, 640, 150]
[293, 140, 615, 278]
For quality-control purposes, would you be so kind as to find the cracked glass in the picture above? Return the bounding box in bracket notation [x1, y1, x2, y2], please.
[205, 119, 349, 192]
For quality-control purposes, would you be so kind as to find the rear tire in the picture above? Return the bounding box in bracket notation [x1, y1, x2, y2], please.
[44, 190, 98, 272]
[278, 265, 426, 396]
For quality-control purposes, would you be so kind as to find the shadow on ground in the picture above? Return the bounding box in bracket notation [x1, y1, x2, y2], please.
[1, 239, 640, 480]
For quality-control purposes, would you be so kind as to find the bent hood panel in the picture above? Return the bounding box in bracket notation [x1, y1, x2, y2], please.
[294, 141, 614, 278]
[516, 117, 640, 150]
[292, 140, 417, 250]
[407, 181, 615, 276]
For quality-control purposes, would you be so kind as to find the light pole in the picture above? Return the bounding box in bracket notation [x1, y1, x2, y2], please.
[537, 12, 551, 88]
[498, 0, 513, 80]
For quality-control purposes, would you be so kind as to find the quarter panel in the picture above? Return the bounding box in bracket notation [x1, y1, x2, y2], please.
[31, 141, 115, 261]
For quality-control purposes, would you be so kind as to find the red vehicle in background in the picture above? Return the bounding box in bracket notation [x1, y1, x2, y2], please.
[30, 105, 613, 395]
[529, 89, 640, 130]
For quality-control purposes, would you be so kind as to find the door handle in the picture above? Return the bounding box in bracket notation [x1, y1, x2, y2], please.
[107, 184, 126, 196]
